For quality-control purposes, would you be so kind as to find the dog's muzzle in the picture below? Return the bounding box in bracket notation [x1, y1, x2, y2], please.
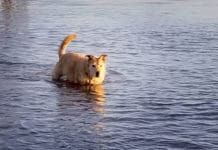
[96, 71, 100, 77]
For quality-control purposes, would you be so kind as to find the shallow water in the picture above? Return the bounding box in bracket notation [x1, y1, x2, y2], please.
[0, 0, 218, 149]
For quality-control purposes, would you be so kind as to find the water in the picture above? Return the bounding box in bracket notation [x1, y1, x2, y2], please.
[0, 0, 218, 149]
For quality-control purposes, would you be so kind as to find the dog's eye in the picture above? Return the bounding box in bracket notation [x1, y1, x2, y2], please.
[92, 65, 96, 68]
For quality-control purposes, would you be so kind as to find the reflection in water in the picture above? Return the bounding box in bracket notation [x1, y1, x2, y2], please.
[0, 0, 28, 30]
[80, 84, 106, 101]
[82, 84, 106, 114]
[0, 0, 28, 62]
[53, 82, 107, 149]
[1, 0, 16, 11]
[1, 0, 15, 10]
[55, 81, 106, 114]
[80, 84, 106, 114]
[0, 0, 16, 34]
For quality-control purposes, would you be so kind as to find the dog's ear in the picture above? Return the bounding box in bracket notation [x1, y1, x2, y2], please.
[86, 55, 95, 62]
[99, 54, 107, 62]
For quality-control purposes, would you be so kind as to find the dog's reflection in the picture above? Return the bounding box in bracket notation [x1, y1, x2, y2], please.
[56, 81, 106, 114]
[81, 84, 106, 114]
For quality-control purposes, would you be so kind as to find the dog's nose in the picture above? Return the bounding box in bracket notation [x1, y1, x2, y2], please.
[96, 71, 100, 77]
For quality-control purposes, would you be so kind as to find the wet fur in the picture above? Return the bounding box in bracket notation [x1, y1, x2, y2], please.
[52, 34, 107, 85]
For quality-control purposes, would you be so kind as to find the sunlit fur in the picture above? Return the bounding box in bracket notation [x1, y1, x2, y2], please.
[52, 33, 107, 85]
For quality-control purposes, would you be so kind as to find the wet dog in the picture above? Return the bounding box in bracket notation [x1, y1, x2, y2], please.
[52, 33, 107, 85]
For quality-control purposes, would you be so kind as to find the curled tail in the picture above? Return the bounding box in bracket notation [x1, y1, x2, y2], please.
[58, 33, 77, 58]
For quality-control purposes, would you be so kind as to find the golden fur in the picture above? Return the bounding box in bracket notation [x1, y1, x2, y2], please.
[52, 33, 107, 85]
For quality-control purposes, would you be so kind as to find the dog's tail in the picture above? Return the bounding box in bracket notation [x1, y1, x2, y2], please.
[58, 33, 77, 58]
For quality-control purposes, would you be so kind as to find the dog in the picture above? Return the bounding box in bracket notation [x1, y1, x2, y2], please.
[52, 33, 107, 85]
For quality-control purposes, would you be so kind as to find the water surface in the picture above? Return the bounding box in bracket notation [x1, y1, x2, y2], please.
[0, 0, 218, 149]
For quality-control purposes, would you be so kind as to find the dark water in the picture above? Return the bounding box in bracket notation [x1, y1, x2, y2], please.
[0, 0, 218, 149]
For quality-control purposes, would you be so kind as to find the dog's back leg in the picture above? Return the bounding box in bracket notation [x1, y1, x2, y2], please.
[52, 62, 62, 80]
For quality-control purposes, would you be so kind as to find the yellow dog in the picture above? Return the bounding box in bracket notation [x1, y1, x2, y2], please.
[52, 34, 107, 85]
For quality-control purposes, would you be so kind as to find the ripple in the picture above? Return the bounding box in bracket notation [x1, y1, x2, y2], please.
[1, 0, 218, 149]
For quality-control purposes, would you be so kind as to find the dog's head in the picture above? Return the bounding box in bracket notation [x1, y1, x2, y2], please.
[86, 54, 107, 79]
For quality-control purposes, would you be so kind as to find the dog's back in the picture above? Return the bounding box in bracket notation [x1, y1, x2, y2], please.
[59, 53, 90, 84]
